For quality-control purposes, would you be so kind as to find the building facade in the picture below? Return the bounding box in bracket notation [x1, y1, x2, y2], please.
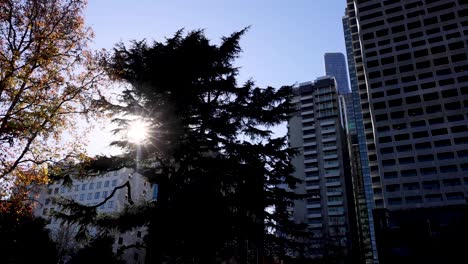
[325, 53, 356, 134]
[33, 168, 153, 264]
[289, 77, 355, 260]
[345, 0, 468, 261]
[342, 12, 379, 264]
[325, 53, 352, 95]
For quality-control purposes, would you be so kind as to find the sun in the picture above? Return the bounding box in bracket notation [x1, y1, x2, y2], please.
[127, 119, 148, 144]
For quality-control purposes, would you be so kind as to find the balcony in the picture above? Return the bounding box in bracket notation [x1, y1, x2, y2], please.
[327, 201, 344, 206]
[306, 203, 322, 209]
[322, 136, 337, 143]
[305, 167, 319, 172]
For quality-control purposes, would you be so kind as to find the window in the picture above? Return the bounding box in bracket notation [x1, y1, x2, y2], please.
[458, 150, 468, 158]
[82, 183, 87, 191]
[406, 196, 422, 204]
[413, 131, 429, 139]
[415, 142, 431, 150]
[395, 134, 410, 141]
[447, 114, 463, 122]
[421, 167, 437, 175]
[393, 123, 406, 130]
[384, 171, 398, 179]
[386, 184, 400, 192]
[446, 192, 464, 201]
[94, 192, 100, 199]
[388, 198, 402, 205]
[423, 181, 440, 190]
[96, 182, 102, 189]
[418, 154, 434, 162]
[104, 181, 110, 187]
[401, 169, 417, 177]
[108, 200, 114, 208]
[379, 137, 392, 143]
[443, 178, 461, 187]
[426, 194, 443, 202]
[403, 182, 419, 190]
[74, 185, 79, 191]
[328, 196, 343, 202]
[399, 157, 414, 164]
[440, 165, 458, 173]
[380, 147, 393, 154]
[452, 125, 468, 133]
[396, 145, 412, 152]
[437, 152, 455, 160]
[388, 99, 402, 107]
[79, 194, 85, 201]
[408, 108, 424, 116]
[426, 105, 442, 114]
[112, 180, 117, 187]
[429, 117, 444, 125]
[89, 183, 94, 190]
[102, 191, 108, 198]
[405, 96, 421, 104]
[434, 139, 451, 147]
[390, 111, 404, 119]
[87, 193, 92, 200]
[382, 159, 396, 166]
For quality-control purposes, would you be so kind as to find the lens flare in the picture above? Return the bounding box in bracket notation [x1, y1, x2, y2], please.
[127, 120, 148, 144]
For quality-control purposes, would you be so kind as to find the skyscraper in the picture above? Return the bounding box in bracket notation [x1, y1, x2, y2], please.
[288, 77, 355, 260]
[342, 13, 379, 263]
[345, 0, 468, 262]
[325, 53, 351, 95]
[325, 53, 356, 135]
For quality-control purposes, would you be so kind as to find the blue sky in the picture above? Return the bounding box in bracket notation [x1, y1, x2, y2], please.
[84, 0, 348, 155]
[85, 0, 348, 87]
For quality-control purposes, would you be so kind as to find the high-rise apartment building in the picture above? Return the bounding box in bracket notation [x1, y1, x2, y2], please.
[288, 77, 355, 260]
[345, 0, 468, 262]
[33, 168, 154, 264]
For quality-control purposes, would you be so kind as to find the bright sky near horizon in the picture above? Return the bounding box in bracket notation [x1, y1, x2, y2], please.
[84, 0, 349, 156]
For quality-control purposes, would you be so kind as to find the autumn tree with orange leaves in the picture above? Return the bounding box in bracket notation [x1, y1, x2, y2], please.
[0, 0, 105, 214]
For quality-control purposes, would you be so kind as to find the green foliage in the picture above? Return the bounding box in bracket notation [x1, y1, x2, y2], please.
[0, 210, 58, 264]
[0, 0, 106, 215]
[68, 236, 124, 264]
[98, 28, 308, 263]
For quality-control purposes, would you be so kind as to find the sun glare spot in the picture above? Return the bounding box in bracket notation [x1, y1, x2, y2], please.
[127, 120, 148, 144]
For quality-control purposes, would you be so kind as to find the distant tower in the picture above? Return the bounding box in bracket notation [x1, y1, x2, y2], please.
[324, 53, 351, 95]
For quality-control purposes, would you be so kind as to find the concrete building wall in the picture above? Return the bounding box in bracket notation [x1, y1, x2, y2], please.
[33, 168, 153, 264]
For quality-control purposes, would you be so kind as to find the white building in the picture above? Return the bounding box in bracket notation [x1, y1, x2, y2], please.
[33, 167, 155, 264]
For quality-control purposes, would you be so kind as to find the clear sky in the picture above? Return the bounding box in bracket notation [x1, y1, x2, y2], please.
[84, 0, 349, 155]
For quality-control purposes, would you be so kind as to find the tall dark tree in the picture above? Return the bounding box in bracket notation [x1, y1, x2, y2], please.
[90, 29, 307, 263]
[0, 206, 58, 264]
